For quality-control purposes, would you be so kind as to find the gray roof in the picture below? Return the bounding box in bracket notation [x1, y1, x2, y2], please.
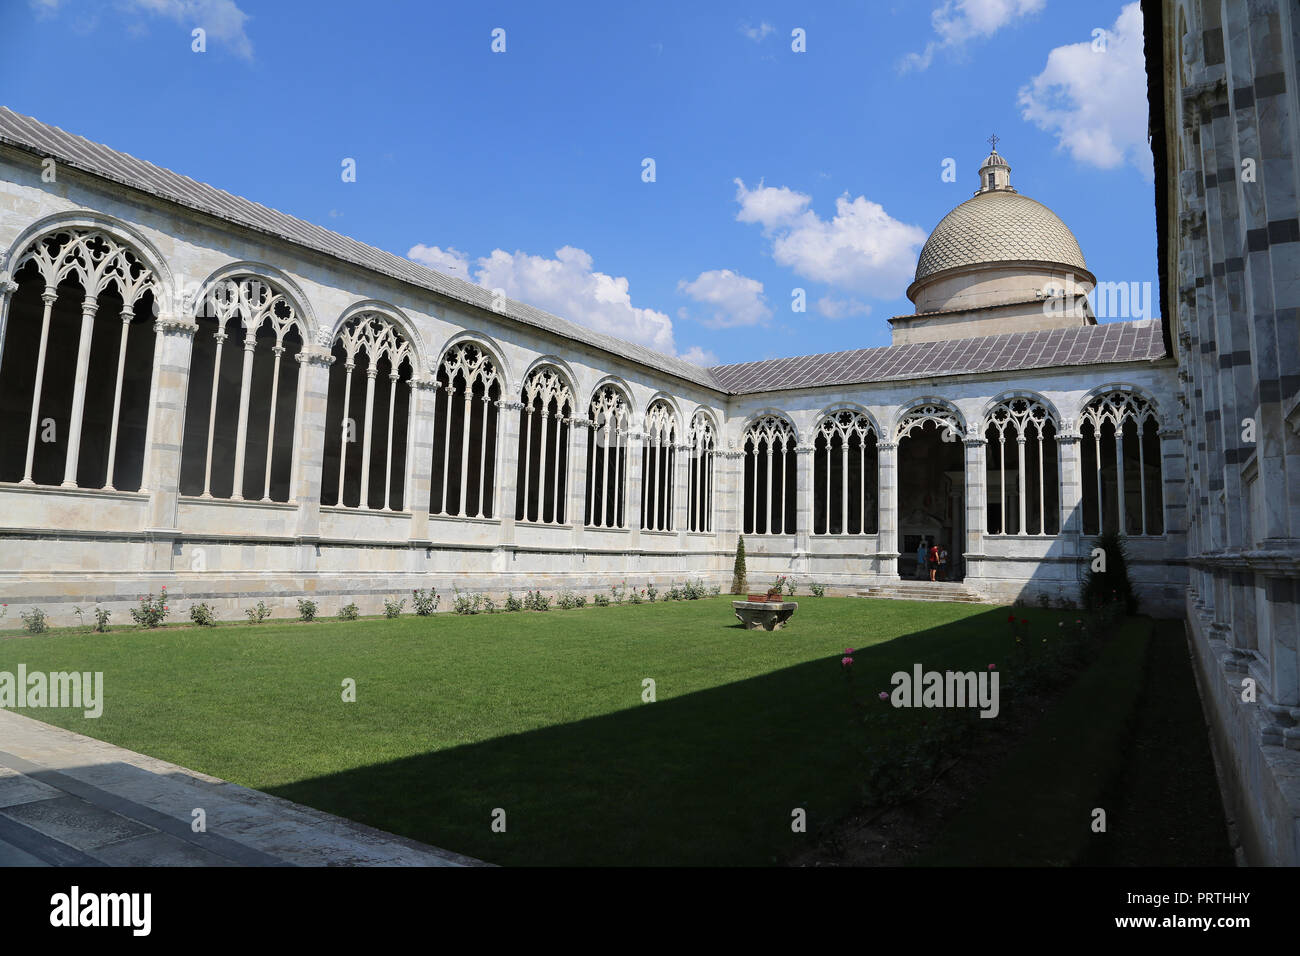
[0, 107, 1165, 398]
[0, 106, 718, 390]
[914, 189, 1088, 283]
[708, 320, 1167, 393]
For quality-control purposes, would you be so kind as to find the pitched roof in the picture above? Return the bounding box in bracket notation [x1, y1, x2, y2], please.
[708, 320, 1167, 393]
[0, 107, 1168, 398]
[0, 106, 719, 390]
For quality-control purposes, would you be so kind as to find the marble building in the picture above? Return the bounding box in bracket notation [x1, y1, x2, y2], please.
[1147, 0, 1300, 865]
[0, 108, 1183, 632]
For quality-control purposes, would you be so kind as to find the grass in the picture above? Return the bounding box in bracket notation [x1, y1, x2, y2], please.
[0, 596, 1077, 866]
[919, 617, 1232, 866]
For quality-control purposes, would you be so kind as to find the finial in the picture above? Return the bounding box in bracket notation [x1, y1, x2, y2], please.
[987, 133, 999, 151]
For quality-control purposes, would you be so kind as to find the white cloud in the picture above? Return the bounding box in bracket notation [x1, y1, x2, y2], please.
[678, 345, 719, 367]
[127, 0, 253, 59]
[407, 243, 471, 280]
[815, 296, 872, 320]
[677, 269, 772, 329]
[740, 21, 775, 42]
[902, 0, 1045, 71]
[471, 245, 702, 359]
[1018, 2, 1153, 179]
[734, 178, 926, 298]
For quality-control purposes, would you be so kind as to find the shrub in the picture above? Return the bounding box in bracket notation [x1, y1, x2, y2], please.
[130, 589, 170, 628]
[665, 585, 682, 601]
[482, 595, 498, 613]
[74, 605, 112, 632]
[297, 599, 318, 622]
[452, 588, 483, 615]
[1080, 530, 1138, 615]
[557, 591, 586, 610]
[338, 602, 360, 621]
[610, 581, 626, 605]
[682, 579, 707, 600]
[709, 585, 721, 596]
[525, 590, 552, 611]
[383, 597, 405, 619]
[592, 593, 610, 607]
[246, 601, 272, 624]
[411, 588, 440, 616]
[504, 592, 524, 612]
[810, 582, 826, 598]
[784, 578, 797, 597]
[189, 603, 217, 627]
[646, 585, 658, 602]
[629, 588, 644, 605]
[20, 607, 48, 634]
[731, 535, 748, 594]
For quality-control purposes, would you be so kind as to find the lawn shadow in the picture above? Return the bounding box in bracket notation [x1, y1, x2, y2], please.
[267, 605, 1023, 866]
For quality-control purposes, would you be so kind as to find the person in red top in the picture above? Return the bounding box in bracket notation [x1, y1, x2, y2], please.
[928, 543, 940, 582]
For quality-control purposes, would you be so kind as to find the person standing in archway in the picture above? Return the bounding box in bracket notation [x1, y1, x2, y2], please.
[928, 542, 940, 582]
[938, 544, 949, 581]
[915, 539, 928, 580]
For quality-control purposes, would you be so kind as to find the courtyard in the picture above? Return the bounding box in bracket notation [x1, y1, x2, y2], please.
[0, 595, 1229, 866]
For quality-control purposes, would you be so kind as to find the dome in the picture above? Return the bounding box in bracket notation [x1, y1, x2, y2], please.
[911, 190, 1089, 287]
[980, 150, 1009, 170]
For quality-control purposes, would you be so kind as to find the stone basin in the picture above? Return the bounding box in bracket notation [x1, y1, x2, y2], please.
[732, 600, 799, 631]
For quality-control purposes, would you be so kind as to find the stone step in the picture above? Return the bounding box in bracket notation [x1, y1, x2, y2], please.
[856, 581, 990, 604]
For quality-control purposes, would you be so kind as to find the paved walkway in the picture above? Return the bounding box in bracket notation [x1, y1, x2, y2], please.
[0, 709, 485, 866]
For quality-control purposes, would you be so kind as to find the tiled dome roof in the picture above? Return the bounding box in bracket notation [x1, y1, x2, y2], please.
[913, 190, 1088, 283]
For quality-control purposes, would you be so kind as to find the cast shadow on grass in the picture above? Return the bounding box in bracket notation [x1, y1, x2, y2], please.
[267, 606, 1031, 867]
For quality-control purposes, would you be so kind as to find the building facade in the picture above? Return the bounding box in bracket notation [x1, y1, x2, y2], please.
[1149, 0, 1300, 865]
[0, 109, 1185, 633]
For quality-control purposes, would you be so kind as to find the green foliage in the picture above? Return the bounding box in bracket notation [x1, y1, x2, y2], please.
[504, 592, 524, 612]
[592, 593, 610, 607]
[411, 588, 440, 616]
[20, 607, 48, 634]
[338, 602, 360, 621]
[246, 601, 272, 624]
[189, 603, 217, 627]
[1080, 530, 1139, 614]
[525, 590, 552, 611]
[557, 591, 587, 610]
[731, 535, 748, 594]
[383, 597, 405, 619]
[452, 588, 484, 615]
[130, 590, 170, 628]
[297, 599, 318, 622]
[810, 582, 826, 598]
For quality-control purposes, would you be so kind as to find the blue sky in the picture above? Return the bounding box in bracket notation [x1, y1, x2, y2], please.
[6, 1, 1156, 366]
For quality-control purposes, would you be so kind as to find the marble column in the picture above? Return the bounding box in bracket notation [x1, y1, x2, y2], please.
[290, 349, 335, 542]
[405, 377, 440, 542]
[140, 314, 199, 566]
[0, 274, 20, 394]
[962, 430, 986, 584]
[794, 444, 813, 557]
[61, 295, 100, 487]
[1057, 422, 1083, 581]
[876, 439, 898, 579]
[495, 400, 524, 544]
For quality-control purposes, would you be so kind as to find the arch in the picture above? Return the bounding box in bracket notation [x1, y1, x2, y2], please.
[196, 262, 319, 346]
[738, 408, 799, 446]
[0, 218, 169, 489]
[894, 397, 966, 441]
[319, 310, 417, 510]
[687, 408, 718, 533]
[813, 401, 883, 439]
[3, 211, 176, 315]
[333, 299, 423, 370]
[179, 266, 320, 503]
[812, 406, 879, 536]
[428, 338, 503, 519]
[516, 363, 576, 525]
[584, 381, 633, 528]
[981, 389, 1062, 427]
[1077, 384, 1163, 536]
[741, 412, 798, 535]
[640, 397, 680, 531]
[437, 329, 512, 392]
[520, 353, 579, 403]
[983, 392, 1061, 536]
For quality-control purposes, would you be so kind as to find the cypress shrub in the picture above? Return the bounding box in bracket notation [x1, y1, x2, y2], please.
[731, 535, 748, 595]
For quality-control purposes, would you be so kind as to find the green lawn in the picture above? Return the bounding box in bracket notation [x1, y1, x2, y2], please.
[2, 596, 1072, 865]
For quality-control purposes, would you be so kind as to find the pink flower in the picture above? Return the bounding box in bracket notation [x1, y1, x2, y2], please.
[1020, 618, 1028, 625]
[841, 656, 854, 668]
[988, 664, 996, 670]
[1007, 614, 1016, 623]
[878, 691, 888, 700]
[845, 647, 854, 655]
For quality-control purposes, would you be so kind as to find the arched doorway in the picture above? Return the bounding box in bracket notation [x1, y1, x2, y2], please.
[896, 403, 965, 581]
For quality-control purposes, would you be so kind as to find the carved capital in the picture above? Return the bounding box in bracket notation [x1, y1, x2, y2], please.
[153, 313, 200, 336]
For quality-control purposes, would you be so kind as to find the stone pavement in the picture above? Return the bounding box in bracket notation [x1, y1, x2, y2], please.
[0, 709, 485, 866]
